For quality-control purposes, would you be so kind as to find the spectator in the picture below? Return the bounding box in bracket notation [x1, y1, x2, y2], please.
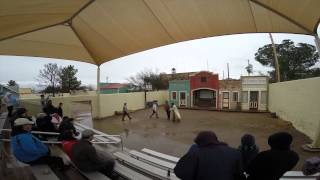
[2, 92, 14, 117]
[58, 117, 78, 141]
[246, 132, 299, 180]
[61, 130, 78, 158]
[45, 100, 57, 115]
[122, 102, 132, 121]
[10, 107, 35, 131]
[149, 101, 159, 119]
[51, 113, 62, 130]
[57, 102, 63, 117]
[10, 118, 64, 169]
[302, 156, 320, 180]
[71, 129, 117, 179]
[36, 112, 56, 133]
[164, 100, 170, 120]
[238, 134, 259, 169]
[174, 131, 244, 180]
[40, 94, 50, 109]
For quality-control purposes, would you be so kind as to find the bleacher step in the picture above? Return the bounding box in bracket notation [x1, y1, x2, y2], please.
[114, 151, 179, 180]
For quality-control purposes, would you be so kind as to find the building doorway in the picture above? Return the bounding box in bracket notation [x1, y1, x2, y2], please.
[222, 92, 229, 109]
[193, 89, 216, 107]
[249, 91, 259, 110]
[179, 91, 187, 107]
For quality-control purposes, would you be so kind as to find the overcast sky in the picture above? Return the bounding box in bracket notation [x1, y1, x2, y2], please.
[0, 32, 319, 89]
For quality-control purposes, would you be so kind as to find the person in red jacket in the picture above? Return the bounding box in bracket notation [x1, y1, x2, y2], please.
[61, 130, 78, 158]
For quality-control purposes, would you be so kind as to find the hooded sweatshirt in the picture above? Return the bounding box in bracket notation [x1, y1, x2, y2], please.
[246, 132, 299, 180]
[174, 131, 243, 180]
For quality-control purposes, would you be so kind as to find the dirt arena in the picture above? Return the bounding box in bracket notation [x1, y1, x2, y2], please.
[94, 108, 317, 170]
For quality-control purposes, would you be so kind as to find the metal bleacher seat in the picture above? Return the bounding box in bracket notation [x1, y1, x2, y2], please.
[129, 150, 176, 170]
[141, 148, 179, 163]
[114, 162, 152, 180]
[114, 151, 179, 180]
[280, 171, 320, 180]
[29, 164, 60, 180]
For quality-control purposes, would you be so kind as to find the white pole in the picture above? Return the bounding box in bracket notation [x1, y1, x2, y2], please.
[97, 66, 101, 118]
[269, 33, 281, 82]
[314, 34, 320, 57]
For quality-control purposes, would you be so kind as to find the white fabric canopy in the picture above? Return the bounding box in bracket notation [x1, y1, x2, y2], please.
[0, 0, 319, 65]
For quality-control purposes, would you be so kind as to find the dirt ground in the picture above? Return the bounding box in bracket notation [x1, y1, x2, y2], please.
[93, 108, 319, 170]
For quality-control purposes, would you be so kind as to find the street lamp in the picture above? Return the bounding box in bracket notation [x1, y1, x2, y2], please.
[144, 82, 152, 108]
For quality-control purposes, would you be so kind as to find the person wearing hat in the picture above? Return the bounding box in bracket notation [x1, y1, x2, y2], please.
[9, 107, 32, 129]
[246, 132, 299, 180]
[71, 129, 117, 179]
[238, 134, 259, 169]
[10, 118, 64, 169]
[174, 131, 244, 180]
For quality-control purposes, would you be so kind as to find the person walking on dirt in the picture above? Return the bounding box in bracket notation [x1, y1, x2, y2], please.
[171, 103, 181, 122]
[149, 101, 159, 119]
[164, 100, 170, 120]
[122, 102, 132, 121]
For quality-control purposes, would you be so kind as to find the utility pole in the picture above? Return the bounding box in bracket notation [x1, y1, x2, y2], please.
[227, 63, 230, 80]
[269, 33, 281, 82]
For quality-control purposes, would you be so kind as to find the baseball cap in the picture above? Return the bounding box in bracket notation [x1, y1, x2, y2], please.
[14, 118, 34, 126]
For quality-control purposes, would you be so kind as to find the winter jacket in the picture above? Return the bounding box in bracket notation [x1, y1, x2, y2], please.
[246, 149, 299, 180]
[71, 140, 107, 172]
[57, 107, 63, 117]
[62, 140, 78, 158]
[174, 144, 243, 180]
[246, 132, 299, 180]
[11, 132, 49, 163]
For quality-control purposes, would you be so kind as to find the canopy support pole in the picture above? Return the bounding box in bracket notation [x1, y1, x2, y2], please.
[97, 66, 101, 119]
[314, 34, 320, 57]
[269, 33, 281, 82]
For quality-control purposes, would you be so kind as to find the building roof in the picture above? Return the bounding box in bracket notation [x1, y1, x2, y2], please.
[100, 83, 128, 90]
[19, 88, 32, 94]
[0, 0, 319, 65]
[219, 79, 241, 89]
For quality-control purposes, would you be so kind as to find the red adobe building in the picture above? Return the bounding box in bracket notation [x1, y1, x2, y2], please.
[190, 71, 219, 109]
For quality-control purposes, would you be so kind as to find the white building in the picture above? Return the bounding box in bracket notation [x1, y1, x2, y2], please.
[241, 76, 268, 111]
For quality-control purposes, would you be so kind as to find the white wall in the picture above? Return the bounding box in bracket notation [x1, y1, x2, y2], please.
[269, 77, 320, 143]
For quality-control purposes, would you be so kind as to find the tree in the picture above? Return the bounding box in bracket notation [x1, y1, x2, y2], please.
[255, 39, 319, 82]
[127, 69, 168, 90]
[38, 63, 60, 96]
[59, 65, 81, 93]
[7, 80, 17, 86]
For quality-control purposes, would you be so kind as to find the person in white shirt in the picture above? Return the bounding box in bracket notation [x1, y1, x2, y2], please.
[149, 101, 159, 119]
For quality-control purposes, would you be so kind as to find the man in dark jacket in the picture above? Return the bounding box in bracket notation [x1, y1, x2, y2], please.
[57, 102, 63, 117]
[71, 129, 117, 179]
[174, 131, 244, 180]
[246, 132, 299, 180]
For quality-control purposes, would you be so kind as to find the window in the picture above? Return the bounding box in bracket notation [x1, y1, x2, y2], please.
[223, 92, 229, 99]
[201, 76, 207, 82]
[172, 91, 177, 100]
[242, 91, 248, 103]
[233, 92, 238, 102]
[261, 91, 267, 104]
